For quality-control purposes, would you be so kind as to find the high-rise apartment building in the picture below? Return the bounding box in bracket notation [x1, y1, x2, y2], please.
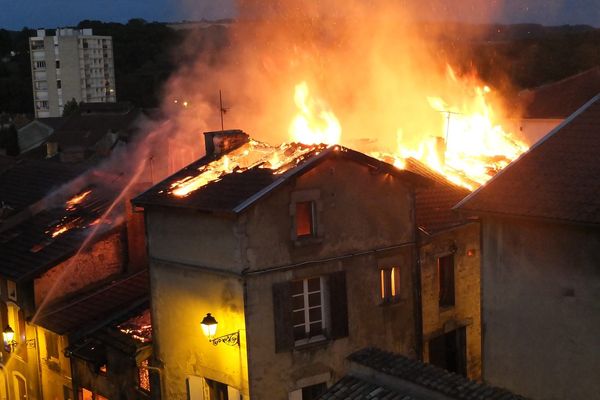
[30, 28, 117, 118]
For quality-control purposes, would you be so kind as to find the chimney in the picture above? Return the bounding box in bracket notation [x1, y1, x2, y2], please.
[46, 142, 58, 158]
[203, 129, 249, 157]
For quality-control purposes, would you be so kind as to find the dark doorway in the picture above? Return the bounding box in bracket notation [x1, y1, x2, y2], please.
[428, 327, 467, 376]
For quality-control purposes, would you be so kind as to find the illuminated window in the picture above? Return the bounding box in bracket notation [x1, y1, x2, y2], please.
[138, 360, 150, 392]
[98, 364, 107, 375]
[295, 201, 315, 238]
[380, 267, 400, 303]
[291, 277, 326, 344]
[438, 254, 455, 308]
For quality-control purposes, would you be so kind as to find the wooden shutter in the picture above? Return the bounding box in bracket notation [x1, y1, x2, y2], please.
[328, 271, 348, 339]
[272, 281, 293, 353]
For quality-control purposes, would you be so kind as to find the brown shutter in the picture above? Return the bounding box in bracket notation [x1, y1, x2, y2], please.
[328, 271, 348, 339]
[272, 281, 293, 353]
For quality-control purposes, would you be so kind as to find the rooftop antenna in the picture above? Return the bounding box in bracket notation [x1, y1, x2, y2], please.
[219, 90, 228, 131]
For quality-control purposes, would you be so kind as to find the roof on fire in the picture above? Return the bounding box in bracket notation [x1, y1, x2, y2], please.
[520, 66, 600, 119]
[0, 193, 113, 282]
[404, 158, 472, 235]
[456, 94, 600, 225]
[319, 347, 529, 400]
[0, 157, 86, 215]
[133, 144, 432, 213]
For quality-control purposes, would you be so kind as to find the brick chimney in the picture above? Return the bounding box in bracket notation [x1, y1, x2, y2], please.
[203, 129, 249, 157]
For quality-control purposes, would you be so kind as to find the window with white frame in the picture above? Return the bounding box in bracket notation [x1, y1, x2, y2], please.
[291, 277, 326, 344]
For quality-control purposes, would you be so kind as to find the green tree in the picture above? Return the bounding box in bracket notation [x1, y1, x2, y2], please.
[62, 98, 80, 117]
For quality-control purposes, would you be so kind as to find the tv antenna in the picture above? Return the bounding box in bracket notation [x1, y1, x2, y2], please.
[219, 90, 229, 131]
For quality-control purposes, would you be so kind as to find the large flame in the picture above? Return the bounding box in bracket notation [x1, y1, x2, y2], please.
[289, 81, 341, 146]
[288, 70, 528, 189]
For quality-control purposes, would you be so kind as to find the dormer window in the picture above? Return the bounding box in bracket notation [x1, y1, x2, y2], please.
[296, 201, 315, 238]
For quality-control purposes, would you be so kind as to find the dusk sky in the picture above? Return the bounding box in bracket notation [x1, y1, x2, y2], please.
[1, 0, 599, 30]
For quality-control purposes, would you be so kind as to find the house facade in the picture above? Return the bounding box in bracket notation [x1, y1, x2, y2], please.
[456, 95, 600, 399]
[134, 130, 431, 399]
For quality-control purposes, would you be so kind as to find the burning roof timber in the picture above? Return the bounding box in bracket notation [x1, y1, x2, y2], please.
[133, 130, 432, 213]
[456, 94, 600, 225]
[0, 187, 117, 282]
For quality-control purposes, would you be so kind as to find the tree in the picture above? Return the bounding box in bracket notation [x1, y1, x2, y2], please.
[62, 98, 80, 117]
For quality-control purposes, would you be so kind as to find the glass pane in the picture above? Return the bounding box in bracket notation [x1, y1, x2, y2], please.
[309, 307, 322, 322]
[309, 322, 323, 336]
[292, 310, 305, 325]
[308, 292, 321, 307]
[294, 325, 307, 340]
[307, 277, 320, 292]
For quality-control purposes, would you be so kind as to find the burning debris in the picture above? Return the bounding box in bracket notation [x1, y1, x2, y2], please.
[118, 308, 152, 343]
[44, 189, 108, 240]
[168, 140, 327, 197]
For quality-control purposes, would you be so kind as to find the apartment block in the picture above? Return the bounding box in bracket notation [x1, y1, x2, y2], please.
[30, 28, 117, 118]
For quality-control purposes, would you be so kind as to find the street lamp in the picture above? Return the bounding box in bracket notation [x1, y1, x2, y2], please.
[200, 313, 239, 347]
[3, 325, 36, 352]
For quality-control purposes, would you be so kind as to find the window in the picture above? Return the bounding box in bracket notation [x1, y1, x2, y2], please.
[438, 254, 455, 307]
[138, 359, 150, 392]
[206, 378, 228, 400]
[295, 201, 315, 238]
[292, 277, 326, 344]
[7, 281, 16, 301]
[35, 61, 46, 69]
[380, 266, 400, 303]
[302, 382, 327, 400]
[273, 271, 348, 352]
[55, 60, 60, 69]
[56, 80, 61, 89]
[45, 331, 59, 359]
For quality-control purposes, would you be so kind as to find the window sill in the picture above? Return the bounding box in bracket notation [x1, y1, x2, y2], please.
[439, 305, 455, 314]
[293, 337, 330, 351]
[293, 237, 323, 247]
[379, 297, 408, 307]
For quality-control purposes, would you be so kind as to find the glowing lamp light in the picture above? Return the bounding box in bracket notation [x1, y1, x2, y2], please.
[3, 325, 15, 345]
[200, 313, 218, 339]
[200, 313, 240, 347]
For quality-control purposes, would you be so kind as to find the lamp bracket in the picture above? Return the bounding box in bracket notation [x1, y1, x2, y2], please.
[210, 331, 240, 347]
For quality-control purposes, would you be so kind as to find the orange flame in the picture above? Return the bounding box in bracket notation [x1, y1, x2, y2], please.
[66, 190, 92, 211]
[289, 82, 341, 146]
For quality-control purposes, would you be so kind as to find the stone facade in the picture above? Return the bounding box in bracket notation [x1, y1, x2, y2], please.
[419, 222, 481, 380]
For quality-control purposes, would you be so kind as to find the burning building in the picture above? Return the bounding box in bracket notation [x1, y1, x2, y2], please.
[133, 128, 483, 399]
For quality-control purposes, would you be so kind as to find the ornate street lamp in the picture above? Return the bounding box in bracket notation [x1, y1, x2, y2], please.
[3, 325, 36, 352]
[200, 313, 239, 347]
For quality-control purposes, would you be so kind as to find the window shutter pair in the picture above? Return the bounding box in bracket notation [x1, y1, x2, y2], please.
[272, 271, 348, 353]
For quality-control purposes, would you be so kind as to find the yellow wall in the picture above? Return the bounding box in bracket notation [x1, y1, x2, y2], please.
[150, 260, 249, 399]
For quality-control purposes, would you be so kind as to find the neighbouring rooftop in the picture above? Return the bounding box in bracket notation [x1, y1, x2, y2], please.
[520, 66, 600, 119]
[456, 94, 600, 225]
[320, 348, 528, 400]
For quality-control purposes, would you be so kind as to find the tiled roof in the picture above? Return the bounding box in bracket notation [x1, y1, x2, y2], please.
[405, 159, 472, 235]
[0, 158, 85, 215]
[36, 117, 66, 130]
[0, 192, 113, 281]
[520, 67, 600, 119]
[35, 269, 148, 336]
[134, 145, 431, 213]
[20, 109, 141, 160]
[456, 94, 600, 225]
[320, 375, 415, 400]
[321, 348, 527, 400]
